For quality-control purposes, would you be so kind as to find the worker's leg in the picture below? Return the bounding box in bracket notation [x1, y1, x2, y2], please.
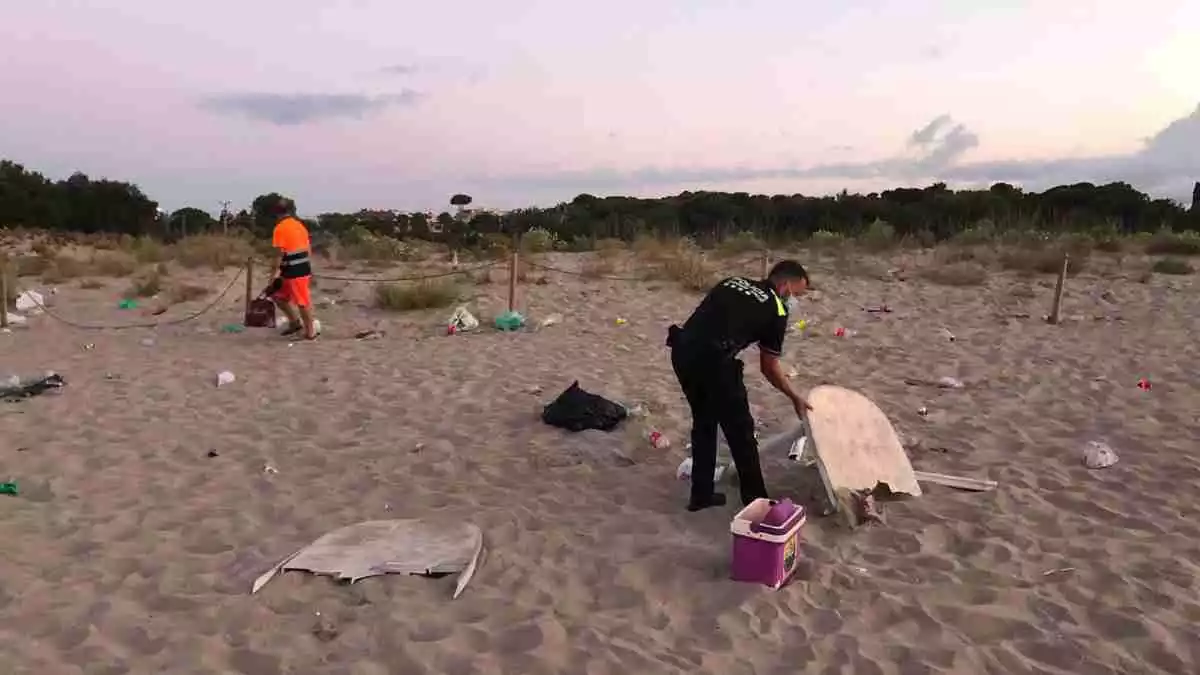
[274, 298, 302, 334]
[716, 359, 769, 506]
[291, 276, 317, 339]
[672, 350, 725, 511]
[298, 304, 316, 339]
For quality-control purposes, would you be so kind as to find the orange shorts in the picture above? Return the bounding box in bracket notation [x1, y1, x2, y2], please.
[272, 276, 312, 308]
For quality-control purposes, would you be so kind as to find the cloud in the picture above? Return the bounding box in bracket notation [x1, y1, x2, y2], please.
[902, 113, 980, 173]
[920, 45, 946, 60]
[908, 115, 952, 146]
[380, 63, 419, 75]
[200, 91, 422, 125]
[481, 104, 1200, 202]
[937, 103, 1200, 199]
[479, 114, 981, 190]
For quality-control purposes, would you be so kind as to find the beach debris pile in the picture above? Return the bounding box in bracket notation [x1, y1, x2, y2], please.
[1, 372, 66, 402]
[446, 305, 479, 335]
[676, 457, 730, 482]
[494, 310, 525, 332]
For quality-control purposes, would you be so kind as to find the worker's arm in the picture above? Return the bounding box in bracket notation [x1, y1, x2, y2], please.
[271, 222, 286, 279]
[760, 351, 801, 403]
[758, 315, 810, 416]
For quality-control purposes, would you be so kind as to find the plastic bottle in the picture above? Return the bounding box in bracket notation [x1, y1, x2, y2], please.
[937, 376, 965, 389]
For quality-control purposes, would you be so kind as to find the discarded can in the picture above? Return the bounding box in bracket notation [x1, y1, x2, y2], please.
[649, 430, 670, 449]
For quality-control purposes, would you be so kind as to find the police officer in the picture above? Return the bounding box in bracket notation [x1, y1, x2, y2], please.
[667, 260, 811, 512]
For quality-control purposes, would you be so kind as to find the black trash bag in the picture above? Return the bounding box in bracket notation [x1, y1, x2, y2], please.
[542, 381, 628, 432]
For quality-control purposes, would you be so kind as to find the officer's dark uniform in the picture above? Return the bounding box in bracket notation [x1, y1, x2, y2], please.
[667, 276, 788, 508]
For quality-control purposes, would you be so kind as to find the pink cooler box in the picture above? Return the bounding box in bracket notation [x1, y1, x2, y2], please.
[730, 498, 806, 589]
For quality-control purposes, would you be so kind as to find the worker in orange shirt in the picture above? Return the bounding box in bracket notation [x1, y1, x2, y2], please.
[266, 198, 319, 340]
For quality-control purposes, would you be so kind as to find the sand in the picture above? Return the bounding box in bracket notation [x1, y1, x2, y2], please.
[1, 250, 1198, 674]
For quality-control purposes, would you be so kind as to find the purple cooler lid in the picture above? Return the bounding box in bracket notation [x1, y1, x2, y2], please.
[752, 499, 804, 535]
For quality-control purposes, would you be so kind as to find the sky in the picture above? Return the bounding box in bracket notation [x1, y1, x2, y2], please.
[1, 0, 1198, 216]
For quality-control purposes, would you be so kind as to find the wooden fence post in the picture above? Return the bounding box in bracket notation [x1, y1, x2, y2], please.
[761, 248, 771, 278]
[0, 258, 9, 329]
[244, 257, 254, 315]
[1047, 253, 1068, 324]
[507, 233, 521, 313]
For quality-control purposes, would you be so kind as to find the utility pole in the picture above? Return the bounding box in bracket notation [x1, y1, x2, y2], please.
[219, 200, 232, 235]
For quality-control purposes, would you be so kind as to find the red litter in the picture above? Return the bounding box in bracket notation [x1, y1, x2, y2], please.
[1136, 378, 1151, 391]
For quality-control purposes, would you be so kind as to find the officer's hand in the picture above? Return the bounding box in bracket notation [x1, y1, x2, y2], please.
[792, 396, 812, 419]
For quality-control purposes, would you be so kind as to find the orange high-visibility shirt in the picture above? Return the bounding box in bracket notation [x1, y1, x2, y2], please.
[272, 216, 310, 253]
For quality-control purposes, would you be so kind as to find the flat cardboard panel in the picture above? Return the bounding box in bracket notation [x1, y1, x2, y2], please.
[803, 385, 921, 506]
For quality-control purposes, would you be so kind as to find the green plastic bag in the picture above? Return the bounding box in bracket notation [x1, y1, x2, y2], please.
[494, 310, 526, 332]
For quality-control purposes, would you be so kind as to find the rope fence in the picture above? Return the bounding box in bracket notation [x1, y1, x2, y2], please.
[314, 260, 503, 284]
[0, 246, 776, 331]
[3, 267, 245, 331]
[524, 251, 767, 282]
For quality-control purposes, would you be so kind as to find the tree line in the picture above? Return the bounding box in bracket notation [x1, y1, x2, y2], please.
[2, 158, 1198, 248]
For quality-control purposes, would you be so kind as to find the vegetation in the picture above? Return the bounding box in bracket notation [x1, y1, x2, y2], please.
[3, 158, 1199, 248]
[1150, 257, 1195, 275]
[373, 280, 459, 311]
[2, 157, 1199, 298]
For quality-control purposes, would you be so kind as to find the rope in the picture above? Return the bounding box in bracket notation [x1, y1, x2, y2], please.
[525, 252, 765, 282]
[18, 268, 244, 330]
[6, 251, 766, 329]
[314, 260, 503, 283]
[523, 259, 646, 281]
[710, 253, 768, 274]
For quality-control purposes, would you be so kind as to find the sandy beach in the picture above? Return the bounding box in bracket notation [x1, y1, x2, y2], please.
[1, 247, 1198, 675]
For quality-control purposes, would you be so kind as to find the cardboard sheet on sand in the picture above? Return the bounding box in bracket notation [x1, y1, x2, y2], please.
[801, 385, 921, 506]
[251, 519, 484, 599]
